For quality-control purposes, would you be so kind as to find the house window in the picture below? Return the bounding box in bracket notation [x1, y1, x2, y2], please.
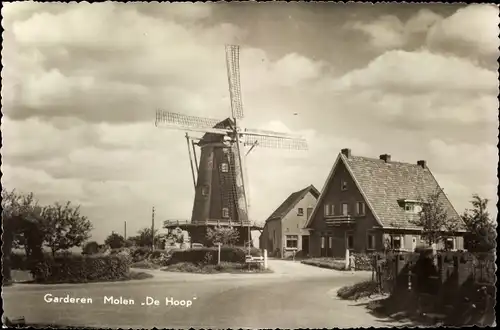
[367, 233, 375, 250]
[222, 208, 229, 218]
[201, 185, 209, 196]
[356, 202, 365, 216]
[341, 203, 349, 216]
[445, 237, 455, 251]
[391, 236, 402, 250]
[346, 233, 354, 250]
[297, 208, 304, 216]
[324, 204, 334, 216]
[220, 163, 229, 173]
[321, 236, 325, 249]
[341, 180, 348, 191]
[286, 235, 298, 249]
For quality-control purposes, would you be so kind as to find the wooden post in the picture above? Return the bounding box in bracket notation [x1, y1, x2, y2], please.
[264, 249, 268, 270]
[217, 243, 221, 265]
[345, 248, 350, 270]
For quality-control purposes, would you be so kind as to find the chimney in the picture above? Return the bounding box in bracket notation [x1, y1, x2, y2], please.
[417, 160, 427, 168]
[379, 154, 391, 163]
[341, 148, 351, 158]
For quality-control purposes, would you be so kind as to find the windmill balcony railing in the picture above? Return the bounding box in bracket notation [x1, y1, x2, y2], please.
[163, 219, 253, 228]
[324, 215, 355, 226]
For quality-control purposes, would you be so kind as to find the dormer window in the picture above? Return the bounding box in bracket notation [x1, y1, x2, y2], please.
[297, 208, 304, 216]
[399, 199, 422, 214]
[222, 208, 229, 218]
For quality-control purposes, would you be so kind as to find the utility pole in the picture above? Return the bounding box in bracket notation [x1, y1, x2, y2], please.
[152, 206, 155, 251]
[124, 221, 127, 240]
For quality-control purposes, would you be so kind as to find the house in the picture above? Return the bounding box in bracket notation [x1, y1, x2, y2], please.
[260, 185, 320, 258]
[305, 148, 466, 258]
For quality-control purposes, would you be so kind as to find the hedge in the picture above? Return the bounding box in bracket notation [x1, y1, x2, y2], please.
[11, 252, 29, 271]
[31, 254, 130, 283]
[167, 246, 261, 265]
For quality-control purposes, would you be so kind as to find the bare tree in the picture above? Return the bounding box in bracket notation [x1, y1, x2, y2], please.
[410, 188, 461, 246]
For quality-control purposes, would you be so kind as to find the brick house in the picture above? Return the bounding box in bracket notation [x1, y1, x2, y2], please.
[260, 185, 320, 258]
[305, 148, 466, 258]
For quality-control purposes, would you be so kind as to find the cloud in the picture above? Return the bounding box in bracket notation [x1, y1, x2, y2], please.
[346, 15, 407, 49]
[344, 4, 499, 68]
[2, 3, 497, 243]
[335, 50, 496, 95]
[427, 4, 500, 64]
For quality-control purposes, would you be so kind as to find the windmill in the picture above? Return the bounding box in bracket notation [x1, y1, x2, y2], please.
[157, 45, 308, 248]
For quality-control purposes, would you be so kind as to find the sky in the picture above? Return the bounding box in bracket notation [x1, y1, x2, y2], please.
[2, 2, 499, 244]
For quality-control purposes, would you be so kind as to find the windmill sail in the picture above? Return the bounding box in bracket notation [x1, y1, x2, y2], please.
[225, 45, 244, 120]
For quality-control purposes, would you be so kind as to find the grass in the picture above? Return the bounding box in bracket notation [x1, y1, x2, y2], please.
[162, 262, 273, 274]
[301, 258, 347, 271]
[130, 260, 161, 270]
[5, 269, 153, 284]
[337, 280, 381, 300]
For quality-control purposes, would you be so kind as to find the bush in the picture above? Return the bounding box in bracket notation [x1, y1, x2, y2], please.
[302, 258, 346, 271]
[11, 252, 29, 270]
[352, 252, 375, 271]
[130, 247, 152, 262]
[82, 241, 99, 255]
[167, 246, 261, 265]
[30, 254, 130, 283]
[130, 260, 160, 269]
[337, 280, 379, 300]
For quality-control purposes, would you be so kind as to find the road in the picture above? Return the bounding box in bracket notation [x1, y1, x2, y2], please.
[2, 260, 407, 328]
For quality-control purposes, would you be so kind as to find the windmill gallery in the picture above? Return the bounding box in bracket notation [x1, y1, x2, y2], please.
[157, 45, 308, 247]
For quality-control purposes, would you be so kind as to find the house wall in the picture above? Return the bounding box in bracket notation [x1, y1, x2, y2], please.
[382, 231, 465, 252]
[281, 191, 317, 258]
[308, 159, 383, 258]
[262, 219, 282, 257]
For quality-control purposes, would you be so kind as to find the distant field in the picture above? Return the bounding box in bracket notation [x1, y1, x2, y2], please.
[11, 270, 34, 283]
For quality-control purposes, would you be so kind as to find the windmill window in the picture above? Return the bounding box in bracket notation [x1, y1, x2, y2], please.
[201, 185, 209, 196]
[222, 208, 229, 218]
[297, 208, 304, 216]
[220, 163, 229, 173]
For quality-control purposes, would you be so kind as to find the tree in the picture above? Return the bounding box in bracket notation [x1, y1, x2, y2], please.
[462, 195, 496, 252]
[166, 227, 185, 246]
[104, 233, 126, 249]
[39, 201, 93, 256]
[1, 189, 43, 257]
[410, 188, 461, 246]
[134, 228, 161, 247]
[82, 241, 100, 255]
[206, 225, 239, 246]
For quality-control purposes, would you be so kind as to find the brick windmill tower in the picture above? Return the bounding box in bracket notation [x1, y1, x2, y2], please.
[157, 45, 308, 247]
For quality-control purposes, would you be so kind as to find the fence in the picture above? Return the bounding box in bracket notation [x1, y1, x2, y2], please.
[373, 250, 496, 304]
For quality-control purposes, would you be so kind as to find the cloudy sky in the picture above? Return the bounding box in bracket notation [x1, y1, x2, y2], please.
[2, 2, 498, 244]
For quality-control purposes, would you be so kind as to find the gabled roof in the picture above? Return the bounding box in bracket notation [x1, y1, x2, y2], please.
[266, 185, 320, 222]
[306, 151, 463, 230]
